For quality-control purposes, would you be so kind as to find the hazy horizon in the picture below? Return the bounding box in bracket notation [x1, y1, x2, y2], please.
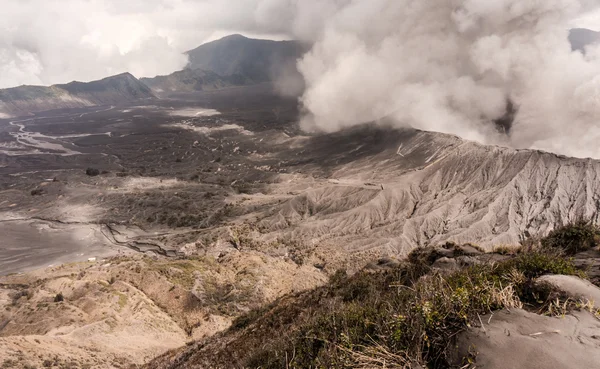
[2, 0, 599, 90]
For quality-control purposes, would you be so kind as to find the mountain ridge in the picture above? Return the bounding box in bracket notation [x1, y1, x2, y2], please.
[140, 68, 235, 94]
[141, 34, 306, 95]
[0, 72, 155, 118]
[142, 29, 598, 97]
[185, 34, 304, 80]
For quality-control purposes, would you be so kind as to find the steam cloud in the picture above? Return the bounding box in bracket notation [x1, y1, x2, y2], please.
[292, 0, 600, 159]
[3, 0, 600, 158]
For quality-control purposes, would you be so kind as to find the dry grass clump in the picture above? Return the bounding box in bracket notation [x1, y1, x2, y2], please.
[492, 245, 523, 255]
[144, 257, 214, 289]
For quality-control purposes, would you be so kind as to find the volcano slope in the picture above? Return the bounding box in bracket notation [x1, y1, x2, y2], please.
[268, 126, 600, 262]
[2, 84, 600, 367]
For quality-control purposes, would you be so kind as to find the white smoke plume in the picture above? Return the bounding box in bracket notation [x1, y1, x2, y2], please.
[292, 0, 600, 159]
[3, 0, 600, 158]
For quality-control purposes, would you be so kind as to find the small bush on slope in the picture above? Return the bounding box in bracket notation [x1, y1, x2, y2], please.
[541, 220, 600, 255]
[170, 251, 583, 369]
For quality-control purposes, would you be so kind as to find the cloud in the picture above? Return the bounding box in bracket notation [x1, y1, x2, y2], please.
[573, 8, 600, 28]
[0, 0, 187, 86]
[0, 0, 351, 88]
[0, 0, 292, 88]
[292, 0, 600, 158]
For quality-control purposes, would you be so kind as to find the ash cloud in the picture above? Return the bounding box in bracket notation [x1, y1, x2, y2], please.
[291, 0, 600, 159]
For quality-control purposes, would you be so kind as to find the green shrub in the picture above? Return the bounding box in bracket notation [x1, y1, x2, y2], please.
[85, 167, 100, 176]
[407, 246, 443, 266]
[541, 220, 600, 255]
[501, 252, 583, 279]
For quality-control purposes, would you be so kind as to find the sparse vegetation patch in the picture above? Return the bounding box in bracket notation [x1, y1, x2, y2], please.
[199, 248, 586, 369]
[541, 220, 600, 255]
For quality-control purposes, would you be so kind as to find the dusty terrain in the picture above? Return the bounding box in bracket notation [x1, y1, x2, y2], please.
[0, 251, 325, 368]
[453, 271, 600, 369]
[3, 84, 600, 367]
[0, 84, 325, 367]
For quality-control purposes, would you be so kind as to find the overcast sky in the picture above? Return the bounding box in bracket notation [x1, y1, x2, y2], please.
[0, 0, 302, 88]
[576, 8, 600, 28]
[0, 0, 599, 89]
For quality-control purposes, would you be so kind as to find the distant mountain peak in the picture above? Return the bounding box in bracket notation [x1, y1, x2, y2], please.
[569, 28, 600, 52]
[219, 34, 248, 41]
[103, 71, 137, 80]
[58, 72, 138, 87]
[143, 34, 306, 96]
[184, 34, 305, 79]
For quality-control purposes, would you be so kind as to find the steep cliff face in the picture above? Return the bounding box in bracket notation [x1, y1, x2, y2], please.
[255, 126, 600, 256]
[0, 73, 155, 118]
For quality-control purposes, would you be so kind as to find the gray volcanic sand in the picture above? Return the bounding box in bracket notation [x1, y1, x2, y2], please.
[0, 220, 117, 275]
[456, 309, 600, 369]
[455, 278, 600, 368]
[0, 84, 299, 275]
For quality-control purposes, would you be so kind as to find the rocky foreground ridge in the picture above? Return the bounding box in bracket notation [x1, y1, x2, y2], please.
[145, 229, 600, 369]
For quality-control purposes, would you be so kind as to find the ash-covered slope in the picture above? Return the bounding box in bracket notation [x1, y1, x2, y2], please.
[253, 126, 600, 259]
[139, 124, 600, 368]
[0, 72, 155, 118]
